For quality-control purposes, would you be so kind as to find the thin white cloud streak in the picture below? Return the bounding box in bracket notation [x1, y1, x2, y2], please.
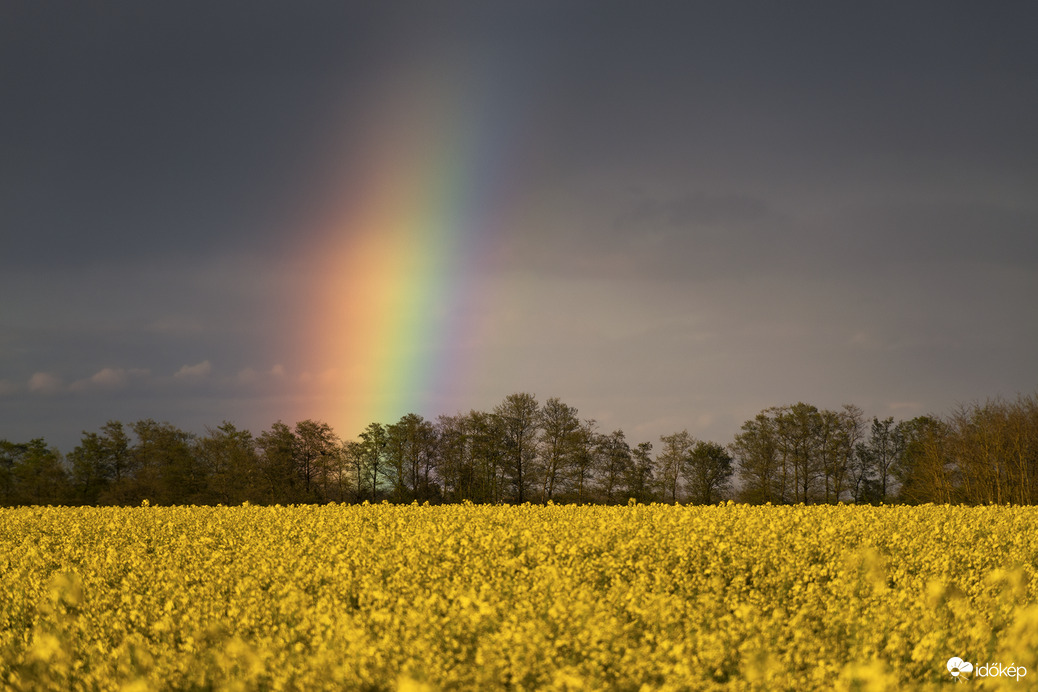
[174, 360, 213, 380]
[20, 361, 308, 401]
[235, 364, 287, 386]
[69, 367, 151, 392]
[28, 372, 63, 395]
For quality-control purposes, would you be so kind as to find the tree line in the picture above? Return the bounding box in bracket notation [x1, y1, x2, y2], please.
[2, 392, 1037, 507]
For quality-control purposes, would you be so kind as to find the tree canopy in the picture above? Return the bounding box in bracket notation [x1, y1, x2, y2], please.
[3, 392, 1037, 507]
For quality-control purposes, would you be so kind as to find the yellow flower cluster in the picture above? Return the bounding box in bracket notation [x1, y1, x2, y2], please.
[2, 503, 1036, 690]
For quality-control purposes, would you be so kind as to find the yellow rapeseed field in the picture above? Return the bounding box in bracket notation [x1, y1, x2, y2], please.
[1, 503, 1036, 690]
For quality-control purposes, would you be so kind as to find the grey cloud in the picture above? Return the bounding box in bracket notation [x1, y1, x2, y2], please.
[503, 186, 794, 282]
[834, 199, 1038, 270]
[614, 192, 773, 232]
[3, 2, 1037, 453]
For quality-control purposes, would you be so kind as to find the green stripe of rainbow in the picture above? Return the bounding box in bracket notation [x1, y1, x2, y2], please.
[302, 65, 517, 438]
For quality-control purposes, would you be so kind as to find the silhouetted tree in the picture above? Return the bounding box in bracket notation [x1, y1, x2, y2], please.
[66, 421, 131, 504]
[733, 412, 781, 504]
[538, 397, 581, 502]
[683, 440, 733, 504]
[437, 413, 474, 502]
[11, 389, 1038, 508]
[0, 440, 16, 505]
[294, 420, 338, 502]
[196, 422, 261, 504]
[625, 441, 655, 503]
[596, 429, 631, 504]
[774, 404, 825, 503]
[386, 413, 439, 501]
[358, 422, 389, 501]
[128, 420, 202, 505]
[495, 393, 540, 503]
[257, 421, 299, 503]
[468, 410, 506, 503]
[340, 439, 365, 502]
[854, 417, 905, 503]
[67, 432, 109, 505]
[895, 416, 953, 504]
[2, 439, 68, 505]
[818, 405, 864, 503]
[569, 419, 598, 503]
[656, 430, 694, 503]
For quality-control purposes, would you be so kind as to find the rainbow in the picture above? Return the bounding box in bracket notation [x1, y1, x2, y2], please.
[298, 65, 519, 438]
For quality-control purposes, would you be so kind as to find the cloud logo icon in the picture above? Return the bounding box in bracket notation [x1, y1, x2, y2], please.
[947, 657, 973, 680]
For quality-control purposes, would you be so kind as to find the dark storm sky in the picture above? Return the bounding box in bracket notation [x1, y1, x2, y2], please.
[3, 1, 1037, 451]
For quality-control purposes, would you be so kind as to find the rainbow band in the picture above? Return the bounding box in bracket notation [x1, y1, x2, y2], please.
[304, 64, 518, 437]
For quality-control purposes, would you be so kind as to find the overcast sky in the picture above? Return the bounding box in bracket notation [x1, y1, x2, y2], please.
[3, 1, 1037, 452]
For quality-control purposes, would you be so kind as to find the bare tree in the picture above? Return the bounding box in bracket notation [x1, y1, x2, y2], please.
[466, 410, 507, 503]
[386, 413, 439, 501]
[294, 419, 338, 502]
[626, 441, 655, 503]
[495, 393, 540, 503]
[570, 419, 599, 503]
[854, 417, 904, 503]
[538, 397, 581, 502]
[436, 414, 472, 502]
[656, 430, 695, 503]
[358, 422, 389, 501]
[596, 430, 631, 504]
[257, 421, 298, 503]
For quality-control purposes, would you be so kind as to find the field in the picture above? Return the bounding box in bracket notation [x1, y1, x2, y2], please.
[2, 503, 1036, 690]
